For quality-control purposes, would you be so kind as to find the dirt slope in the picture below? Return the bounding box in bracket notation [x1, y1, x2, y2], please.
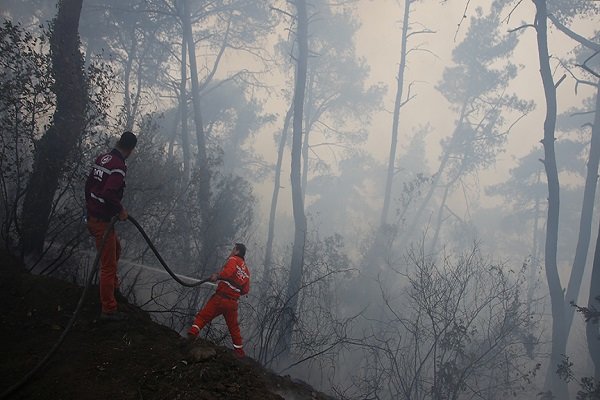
[0, 250, 335, 400]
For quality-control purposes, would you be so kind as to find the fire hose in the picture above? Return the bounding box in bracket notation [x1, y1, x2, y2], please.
[1, 214, 210, 399]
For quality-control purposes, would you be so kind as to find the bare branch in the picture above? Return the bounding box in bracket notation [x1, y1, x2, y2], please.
[554, 73, 567, 89]
[453, 0, 472, 42]
[548, 14, 600, 52]
[553, 55, 598, 94]
[269, 5, 294, 19]
[502, 0, 525, 24]
[575, 50, 600, 79]
[406, 47, 440, 61]
[570, 110, 595, 118]
[406, 29, 436, 40]
[198, 14, 232, 92]
[400, 93, 417, 109]
[508, 24, 535, 34]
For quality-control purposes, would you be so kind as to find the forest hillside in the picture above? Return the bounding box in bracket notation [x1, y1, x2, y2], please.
[0, 249, 334, 400]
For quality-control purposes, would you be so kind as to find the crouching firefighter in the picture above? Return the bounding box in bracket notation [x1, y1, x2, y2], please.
[184, 243, 250, 358]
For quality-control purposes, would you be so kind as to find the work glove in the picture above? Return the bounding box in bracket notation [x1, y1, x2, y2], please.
[209, 273, 219, 282]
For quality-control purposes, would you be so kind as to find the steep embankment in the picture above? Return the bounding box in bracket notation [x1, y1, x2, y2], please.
[0, 249, 333, 400]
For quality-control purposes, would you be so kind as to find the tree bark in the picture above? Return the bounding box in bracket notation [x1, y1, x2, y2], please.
[527, 170, 542, 315]
[430, 184, 449, 254]
[20, 0, 87, 256]
[279, 0, 309, 359]
[534, 0, 567, 397]
[179, 34, 191, 184]
[181, 0, 211, 260]
[588, 215, 600, 380]
[263, 102, 293, 291]
[301, 71, 315, 202]
[181, 0, 208, 189]
[123, 25, 138, 132]
[565, 84, 600, 335]
[381, 0, 411, 227]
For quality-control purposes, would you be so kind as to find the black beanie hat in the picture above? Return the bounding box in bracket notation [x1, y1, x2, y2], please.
[117, 131, 137, 150]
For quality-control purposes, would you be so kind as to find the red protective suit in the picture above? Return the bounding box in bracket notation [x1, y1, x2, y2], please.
[84, 148, 128, 314]
[189, 255, 250, 356]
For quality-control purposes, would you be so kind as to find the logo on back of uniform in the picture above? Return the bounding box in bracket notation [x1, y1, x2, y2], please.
[100, 155, 112, 164]
[236, 265, 249, 281]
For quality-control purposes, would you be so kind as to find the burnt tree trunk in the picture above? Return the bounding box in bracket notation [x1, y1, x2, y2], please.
[20, 0, 87, 256]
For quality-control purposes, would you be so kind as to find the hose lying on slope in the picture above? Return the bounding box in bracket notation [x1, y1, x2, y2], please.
[1, 214, 209, 399]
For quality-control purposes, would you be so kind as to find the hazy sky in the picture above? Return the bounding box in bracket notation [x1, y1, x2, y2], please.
[354, 0, 598, 190]
[248, 0, 599, 230]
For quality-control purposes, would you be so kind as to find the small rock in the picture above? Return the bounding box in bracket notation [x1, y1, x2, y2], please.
[189, 346, 217, 362]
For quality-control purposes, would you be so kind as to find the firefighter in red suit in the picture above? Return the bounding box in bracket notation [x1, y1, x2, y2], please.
[186, 243, 250, 358]
[85, 131, 137, 321]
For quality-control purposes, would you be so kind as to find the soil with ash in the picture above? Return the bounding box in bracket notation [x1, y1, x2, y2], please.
[0, 249, 335, 400]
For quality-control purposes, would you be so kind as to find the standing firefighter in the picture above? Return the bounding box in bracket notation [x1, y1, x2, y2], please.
[185, 243, 250, 358]
[85, 131, 137, 321]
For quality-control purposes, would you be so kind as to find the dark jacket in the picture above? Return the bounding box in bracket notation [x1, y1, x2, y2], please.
[85, 149, 127, 221]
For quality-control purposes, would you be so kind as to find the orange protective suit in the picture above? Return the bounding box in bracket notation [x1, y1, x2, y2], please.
[189, 255, 250, 356]
[87, 216, 121, 314]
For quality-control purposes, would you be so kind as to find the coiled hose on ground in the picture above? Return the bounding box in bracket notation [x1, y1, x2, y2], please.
[1, 214, 209, 399]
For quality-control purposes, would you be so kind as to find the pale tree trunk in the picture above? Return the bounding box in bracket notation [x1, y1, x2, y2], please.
[430, 183, 449, 254]
[540, 11, 600, 345]
[430, 160, 466, 252]
[167, 108, 178, 160]
[565, 85, 600, 333]
[534, 0, 567, 397]
[83, 38, 94, 70]
[399, 103, 467, 245]
[175, 29, 192, 262]
[527, 170, 542, 315]
[588, 217, 600, 380]
[363, 0, 418, 270]
[565, 84, 600, 335]
[181, 0, 211, 261]
[128, 51, 145, 131]
[301, 71, 314, 201]
[263, 102, 293, 291]
[278, 0, 308, 360]
[179, 35, 191, 183]
[181, 0, 208, 182]
[381, 0, 412, 227]
[20, 0, 87, 255]
[123, 25, 138, 131]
